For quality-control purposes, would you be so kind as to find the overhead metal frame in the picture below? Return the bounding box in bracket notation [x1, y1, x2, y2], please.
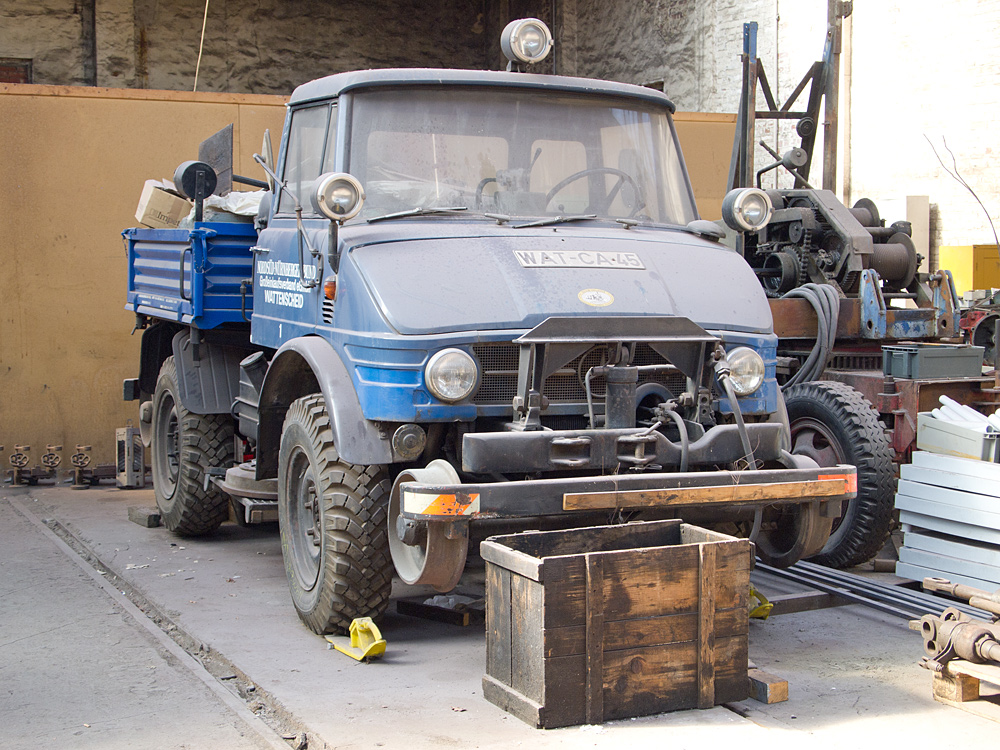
[728, 1, 853, 194]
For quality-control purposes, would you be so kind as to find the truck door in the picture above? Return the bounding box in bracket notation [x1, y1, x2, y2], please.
[251, 103, 337, 348]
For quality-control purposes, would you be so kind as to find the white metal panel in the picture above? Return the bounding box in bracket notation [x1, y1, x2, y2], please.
[898, 546, 1000, 587]
[897, 479, 1000, 514]
[903, 529, 1000, 568]
[895, 560, 998, 591]
[911, 450, 1000, 481]
[897, 502, 1000, 545]
[901, 463, 1000, 498]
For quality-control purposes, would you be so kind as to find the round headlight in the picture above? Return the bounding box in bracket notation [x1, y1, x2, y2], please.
[721, 188, 773, 233]
[501, 18, 554, 65]
[312, 172, 365, 222]
[425, 349, 478, 403]
[726, 347, 765, 396]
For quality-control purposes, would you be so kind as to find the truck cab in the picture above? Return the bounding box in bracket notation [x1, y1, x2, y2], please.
[126, 19, 856, 635]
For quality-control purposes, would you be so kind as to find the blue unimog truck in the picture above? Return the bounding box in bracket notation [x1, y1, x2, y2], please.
[124, 19, 856, 634]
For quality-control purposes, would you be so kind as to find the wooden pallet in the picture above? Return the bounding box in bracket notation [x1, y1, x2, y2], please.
[933, 660, 1000, 721]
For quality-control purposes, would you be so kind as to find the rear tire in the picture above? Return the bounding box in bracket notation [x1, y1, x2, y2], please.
[151, 356, 234, 535]
[783, 381, 895, 568]
[278, 395, 393, 634]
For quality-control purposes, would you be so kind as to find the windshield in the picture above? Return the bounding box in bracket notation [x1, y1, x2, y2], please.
[346, 86, 698, 224]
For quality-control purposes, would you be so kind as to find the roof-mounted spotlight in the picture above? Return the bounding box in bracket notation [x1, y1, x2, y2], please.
[501, 18, 553, 71]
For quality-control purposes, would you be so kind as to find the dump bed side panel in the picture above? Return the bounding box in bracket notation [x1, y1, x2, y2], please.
[125, 223, 257, 329]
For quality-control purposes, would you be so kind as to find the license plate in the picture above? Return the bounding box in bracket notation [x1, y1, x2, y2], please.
[513, 249, 645, 270]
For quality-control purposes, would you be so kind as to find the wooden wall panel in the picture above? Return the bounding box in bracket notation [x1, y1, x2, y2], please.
[0, 83, 285, 464]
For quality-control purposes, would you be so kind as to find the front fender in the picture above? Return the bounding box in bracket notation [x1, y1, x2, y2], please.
[256, 336, 393, 478]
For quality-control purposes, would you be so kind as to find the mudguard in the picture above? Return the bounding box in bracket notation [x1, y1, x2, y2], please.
[255, 336, 393, 478]
[171, 330, 245, 415]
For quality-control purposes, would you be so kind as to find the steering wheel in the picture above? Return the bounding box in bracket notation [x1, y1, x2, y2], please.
[544, 167, 645, 217]
[475, 177, 497, 210]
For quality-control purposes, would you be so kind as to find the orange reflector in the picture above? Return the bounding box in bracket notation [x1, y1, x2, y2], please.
[324, 279, 337, 300]
[819, 473, 857, 493]
[421, 493, 476, 516]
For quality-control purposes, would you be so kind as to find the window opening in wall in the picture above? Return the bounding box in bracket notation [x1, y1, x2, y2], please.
[0, 58, 32, 84]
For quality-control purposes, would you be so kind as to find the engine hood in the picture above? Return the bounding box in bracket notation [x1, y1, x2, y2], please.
[346, 226, 773, 336]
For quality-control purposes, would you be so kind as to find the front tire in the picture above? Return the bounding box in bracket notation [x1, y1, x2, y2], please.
[151, 356, 234, 535]
[278, 395, 393, 634]
[783, 381, 895, 568]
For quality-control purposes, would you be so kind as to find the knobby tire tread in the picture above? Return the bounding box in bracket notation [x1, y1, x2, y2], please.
[280, 395, 392, 634]
[784, 380, 895, 569]
[153, 357, 234, 536]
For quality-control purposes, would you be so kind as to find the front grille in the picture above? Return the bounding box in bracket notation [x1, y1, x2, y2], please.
[472, 342, 687, 406]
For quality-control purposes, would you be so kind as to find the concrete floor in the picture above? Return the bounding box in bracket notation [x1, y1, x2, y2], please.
[1, 483, 996, 749]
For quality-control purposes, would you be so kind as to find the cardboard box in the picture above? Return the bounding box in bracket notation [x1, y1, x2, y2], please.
[135, 179, 192, 229]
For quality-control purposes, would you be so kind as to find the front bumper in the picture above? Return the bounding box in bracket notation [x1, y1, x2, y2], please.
[462, 422, 784, 472]
[399, 463, 857, 521]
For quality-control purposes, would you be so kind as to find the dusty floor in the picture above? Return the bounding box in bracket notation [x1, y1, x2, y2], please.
[1, 483, 996, 749]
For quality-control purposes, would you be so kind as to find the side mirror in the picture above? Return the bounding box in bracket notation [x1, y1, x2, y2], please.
[261, 129, 275, 192]
[255, 191, 271, 231]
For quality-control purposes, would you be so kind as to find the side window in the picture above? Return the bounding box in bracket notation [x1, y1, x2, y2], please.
[278, 105, 331, 214]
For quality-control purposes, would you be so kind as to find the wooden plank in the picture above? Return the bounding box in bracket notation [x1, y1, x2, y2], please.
[485, 564, 513, 685]
[564, 478, 851, 511]
[585, 554, 605, 725]
[541, 654, 587, 728]
[0, 80, 287, 105]
[946, 659, 1000, 686]
[543, 542, 750, 627]
[697, 543, 717, 709]
[510, 574, 544, 703]
[395, 597, 472, 626]
[600, 635, 747, 720]
[543, 607, 748, 658]
[934, 671, 981, 703]
[485, 520, 682, 561]
[681, 524, 747, 545]
[766, 590, 852, 616]
[479, 541, 543, 582]
[748, 669, 789, 704]
[482, 674, 543, 728]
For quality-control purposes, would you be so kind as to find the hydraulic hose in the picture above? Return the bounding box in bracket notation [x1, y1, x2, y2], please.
[781, 283, 840, 388]
[661, 407, 690, 473]
[716, 367, 756, 468]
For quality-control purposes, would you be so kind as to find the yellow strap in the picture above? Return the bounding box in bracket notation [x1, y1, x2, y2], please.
[749, 585, 774, 620]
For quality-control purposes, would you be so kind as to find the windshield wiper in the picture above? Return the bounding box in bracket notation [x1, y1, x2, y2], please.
[512, 214, 598, 229]
[366, 206, 467, 223]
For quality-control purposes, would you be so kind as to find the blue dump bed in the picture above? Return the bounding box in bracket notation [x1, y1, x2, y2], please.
[124, 222, 257, 329]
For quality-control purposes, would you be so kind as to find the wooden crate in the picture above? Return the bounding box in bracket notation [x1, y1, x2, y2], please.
[480, 519, 752, 728]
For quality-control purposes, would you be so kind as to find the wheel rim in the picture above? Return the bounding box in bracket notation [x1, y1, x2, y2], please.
[286, 447, 322, 592]
[153, 392, 180, 499]
[388, 460, 469, 592]
[790, 415, 850, 534]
